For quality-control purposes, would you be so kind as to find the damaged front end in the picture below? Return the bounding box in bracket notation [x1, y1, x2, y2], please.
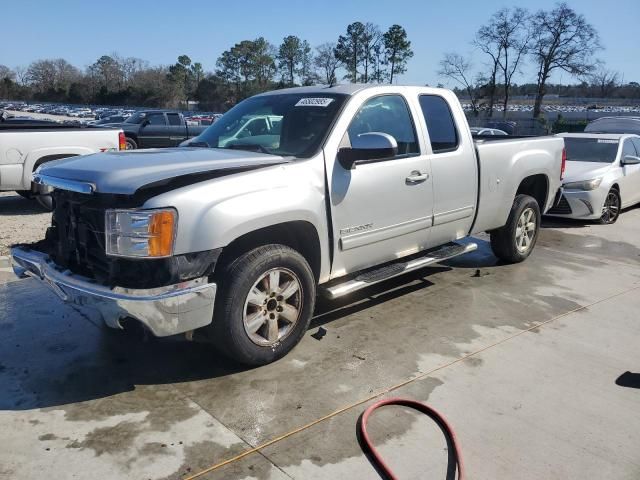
[11, 189, 220, 336]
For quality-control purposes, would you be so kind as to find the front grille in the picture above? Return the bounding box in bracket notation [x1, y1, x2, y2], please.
[49, 191, 112, 283]
[547, 195, 572, 214]
[42, 190, 219, 289]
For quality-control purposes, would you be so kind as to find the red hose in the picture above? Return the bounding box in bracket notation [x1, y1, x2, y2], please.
[358, 398, 465, 480]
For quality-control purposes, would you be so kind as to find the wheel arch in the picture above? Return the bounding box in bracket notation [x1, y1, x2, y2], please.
[215, 221, 322, 283]
[515, 174, 548, 212]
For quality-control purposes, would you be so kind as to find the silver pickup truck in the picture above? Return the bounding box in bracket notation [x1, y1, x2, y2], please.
[11, 85, 565, 365]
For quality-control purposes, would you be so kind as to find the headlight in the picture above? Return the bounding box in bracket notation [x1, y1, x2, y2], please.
[563, 178, 602, 191]
[105, 208, 177, 258]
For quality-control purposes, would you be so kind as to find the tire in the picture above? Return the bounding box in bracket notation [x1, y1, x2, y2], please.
[490, 194, 541, 263]
[598, 188, 620, 225]
[210, 244, 316, 366]
[125, 137, 138, 150]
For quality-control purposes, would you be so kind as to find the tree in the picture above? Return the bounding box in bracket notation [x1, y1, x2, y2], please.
[530, 3, 601, 117]
[335, 21, 366, 82]
[360, 23, 382, 83]
[438, 53, 479, 115]
[277, 35, 303, 86]
[168, 55, 194, 105]
[297, 40, 316, 86]
[370, 42, 388, 83]
[590, 68, 619, 98]
[477, 8, 531, 117]
[383, 25, 413, 84]
[0, 65, 15, 81]
[314, 42, 340, 85]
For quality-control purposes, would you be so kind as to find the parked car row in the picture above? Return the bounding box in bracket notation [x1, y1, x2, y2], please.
[0, 101, 222, 126]
[460, 103, 640, 114]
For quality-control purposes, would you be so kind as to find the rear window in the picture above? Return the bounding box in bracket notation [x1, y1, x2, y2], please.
[418, 95, 458, 153]
[563, 137, 619, 163]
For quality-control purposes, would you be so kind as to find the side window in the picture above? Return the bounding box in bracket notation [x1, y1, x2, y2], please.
[147, 113, 166, 126]
[418, 95, 459, 153]
[167, 113, 182, 126]
[630, 138, 640, 157]
[347, 95, 419, 156]
[622, 139, 637, 158]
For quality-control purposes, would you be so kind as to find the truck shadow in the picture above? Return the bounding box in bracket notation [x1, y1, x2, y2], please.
[0, 193, 47, 215]
[0, 239, 505, 412]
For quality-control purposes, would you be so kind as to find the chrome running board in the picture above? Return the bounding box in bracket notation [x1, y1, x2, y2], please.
[323, 242, 477, 299]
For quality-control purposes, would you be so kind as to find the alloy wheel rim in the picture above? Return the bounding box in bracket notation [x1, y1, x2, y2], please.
[515, 207, 536, 253]
[601, 192, 619, 223]
[243, 268, 303, 346]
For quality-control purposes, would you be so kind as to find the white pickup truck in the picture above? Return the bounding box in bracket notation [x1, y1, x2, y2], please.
[0, 120, 124, 208]
[12, 85, 565, 365]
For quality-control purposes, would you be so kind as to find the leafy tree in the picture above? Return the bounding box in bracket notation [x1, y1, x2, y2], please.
[530, 3, 601, 117]
[297, 40, 316, 86]
[383, 25, 413, 84]
[277, 35, 303, 86]
[335, 22, 366, 82]
[360, 23, 382, 83]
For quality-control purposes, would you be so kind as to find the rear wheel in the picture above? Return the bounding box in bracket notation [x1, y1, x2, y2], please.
[599, 188, 620, 224]
[490, 194, 541, 263]
[210, 245, 316, 366]
[125, 137, 138, 150]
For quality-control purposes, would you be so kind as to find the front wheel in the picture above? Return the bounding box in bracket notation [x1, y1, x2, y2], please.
[598, 188, 620, 224]
[490, 194, 541, 263]
[210, 245, 316, 366]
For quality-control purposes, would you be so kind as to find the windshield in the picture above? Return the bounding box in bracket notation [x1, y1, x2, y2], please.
[564, 137, 619, 163]
[192, 93, 347, 158]
[125, 112, 146, 124]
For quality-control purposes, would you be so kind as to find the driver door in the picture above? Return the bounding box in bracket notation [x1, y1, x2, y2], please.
[139, 113, 169, 148]
[328, 94, 433, 277]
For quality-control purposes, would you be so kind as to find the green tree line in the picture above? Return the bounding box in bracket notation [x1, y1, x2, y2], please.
[0, 22, 412, 111]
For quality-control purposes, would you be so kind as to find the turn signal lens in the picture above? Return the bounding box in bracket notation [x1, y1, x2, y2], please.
[118, 131, 126, 150]
[148, 211, 176, 257]
[105, 208, 177, 258]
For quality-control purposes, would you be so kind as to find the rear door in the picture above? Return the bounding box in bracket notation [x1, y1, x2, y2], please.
[416, 95, 477, 246]
[328, 93, 433, 275]
[166, 113, 187, 146]
[138, 112, 169, 148]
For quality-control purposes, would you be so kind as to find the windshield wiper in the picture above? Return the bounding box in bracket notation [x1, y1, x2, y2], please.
[227, 143, 272, 154]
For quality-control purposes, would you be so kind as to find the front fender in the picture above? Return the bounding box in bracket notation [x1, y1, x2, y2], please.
[142, 160, 330, 277]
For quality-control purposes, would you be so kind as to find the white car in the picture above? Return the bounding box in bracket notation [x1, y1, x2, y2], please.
[469, 127, 508, 136]
[547, 133, 640, 224]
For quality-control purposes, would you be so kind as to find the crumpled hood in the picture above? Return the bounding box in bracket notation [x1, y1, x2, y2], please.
[563, 161, 612, 183]
[37, 147, 289, 195]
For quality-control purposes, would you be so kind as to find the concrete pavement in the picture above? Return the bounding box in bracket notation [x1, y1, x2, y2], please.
[1, 208, 639, 479]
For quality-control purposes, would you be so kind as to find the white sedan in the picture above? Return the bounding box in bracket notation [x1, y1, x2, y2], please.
[547, 133, 640, 224]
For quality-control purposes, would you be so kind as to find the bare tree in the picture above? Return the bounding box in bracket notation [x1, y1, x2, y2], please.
[314, 43, 340, 85]
[438, 53, 479, 115]
[13, 66, 29, 86]
[530, 3, 601, 117]
[590, 68, 619, 98]
[474, 22, 503, 117]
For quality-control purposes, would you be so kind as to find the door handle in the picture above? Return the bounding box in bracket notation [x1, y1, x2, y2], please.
[406, 171, 429, 184]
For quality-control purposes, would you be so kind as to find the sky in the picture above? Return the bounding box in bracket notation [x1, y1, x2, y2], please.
[2, 0, 639, 87]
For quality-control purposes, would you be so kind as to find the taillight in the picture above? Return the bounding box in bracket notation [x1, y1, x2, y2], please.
[561, 147, 566, 180]
[119, 131, 126, 151]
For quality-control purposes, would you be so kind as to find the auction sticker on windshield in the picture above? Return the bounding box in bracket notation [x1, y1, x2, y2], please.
[295, 97, 335, 107]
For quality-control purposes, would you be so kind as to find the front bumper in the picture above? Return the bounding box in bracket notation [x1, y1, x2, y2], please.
[11, 247, 216, 337]
[546, 189, 606, 220]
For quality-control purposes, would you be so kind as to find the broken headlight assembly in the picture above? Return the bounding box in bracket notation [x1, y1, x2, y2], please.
[563, 177, 602, 191]
[105, 208, 177, 258]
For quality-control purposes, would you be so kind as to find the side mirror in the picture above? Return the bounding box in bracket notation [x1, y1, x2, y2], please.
[622, 154, 640, 165]
[141, 119, 150, 127]
[338, 132, 398, 169]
